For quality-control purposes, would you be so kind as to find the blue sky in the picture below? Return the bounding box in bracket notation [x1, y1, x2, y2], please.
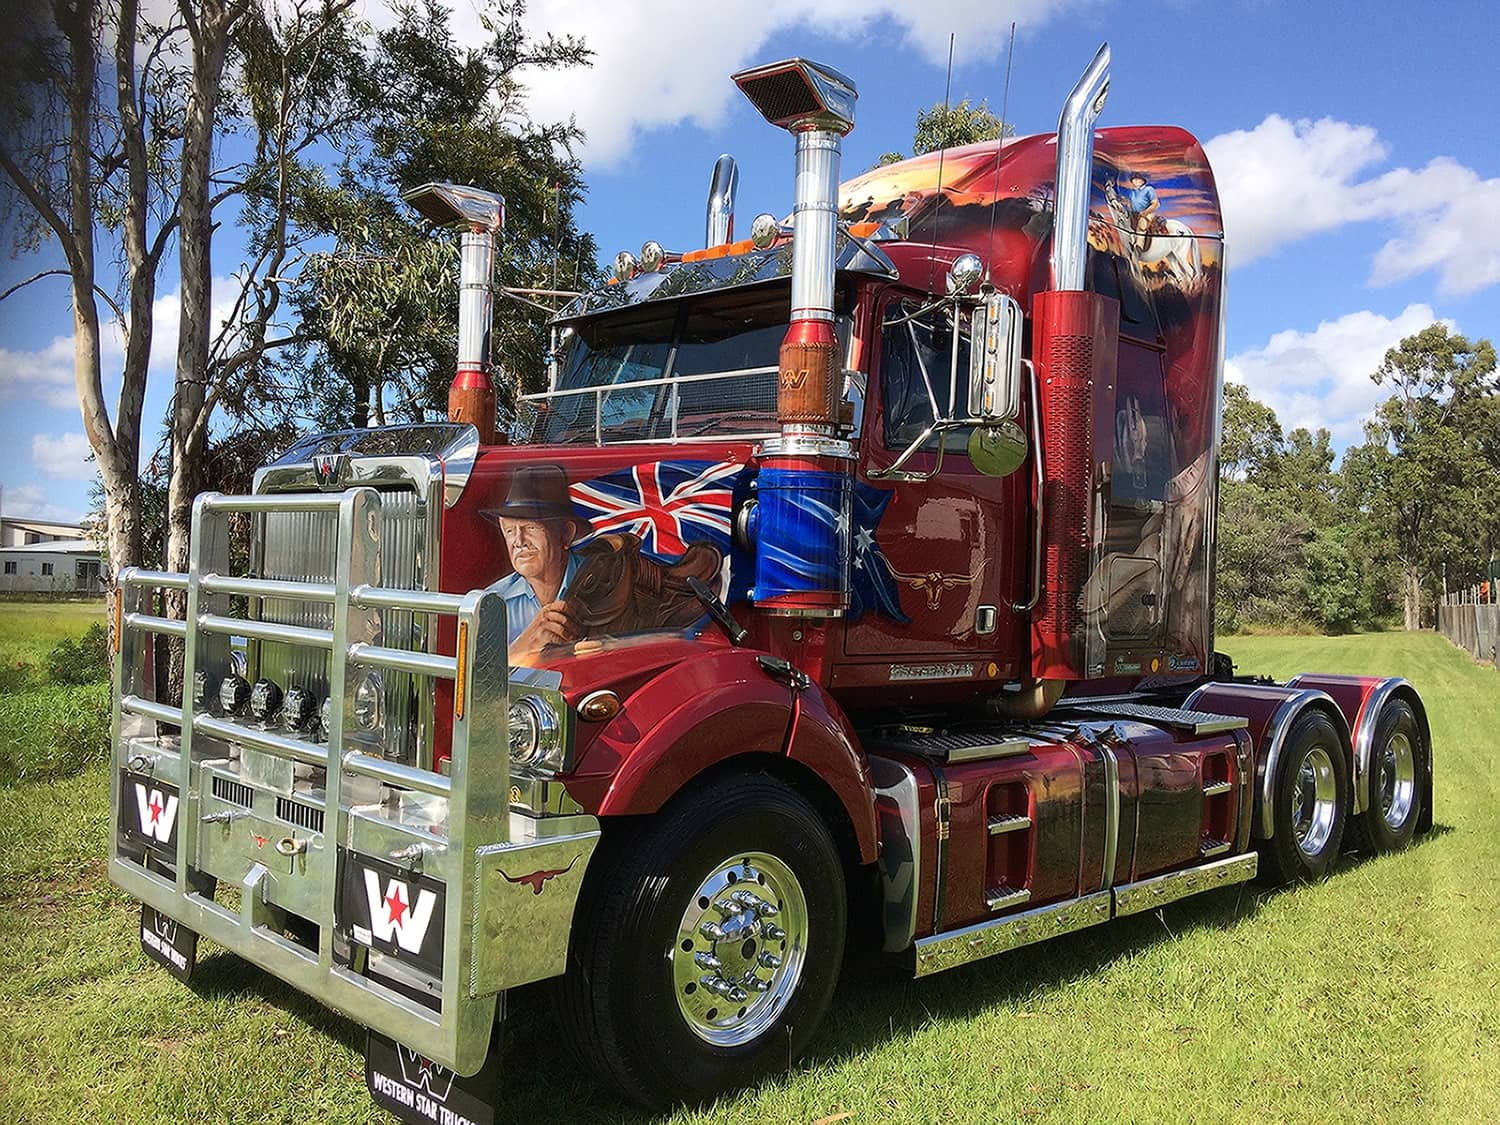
[2, 0, 1496, 525]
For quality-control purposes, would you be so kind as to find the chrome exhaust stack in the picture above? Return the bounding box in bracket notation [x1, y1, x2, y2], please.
[404, 182, 506, 444]
[705, 153, 739, 247]
[1049, 43, 1110, 292]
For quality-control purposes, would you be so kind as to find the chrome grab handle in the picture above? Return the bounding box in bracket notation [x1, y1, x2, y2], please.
[1011, 363, 1045, 614]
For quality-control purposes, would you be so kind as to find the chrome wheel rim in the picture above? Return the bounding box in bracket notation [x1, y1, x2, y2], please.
[1291, 746, 1337, 858]
[1379, 731, 1417, 830]
[670, 851, 808, 1047]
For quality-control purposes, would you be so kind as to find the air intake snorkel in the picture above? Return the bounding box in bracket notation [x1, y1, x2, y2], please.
[404, 182, 506, 445]
[732, 57, 858, 617]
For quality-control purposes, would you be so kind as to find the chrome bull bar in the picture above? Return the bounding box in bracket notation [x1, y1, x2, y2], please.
[107, 487, 595, 1075]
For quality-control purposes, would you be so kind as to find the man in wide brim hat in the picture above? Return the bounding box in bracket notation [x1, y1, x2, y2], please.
[483, 464, 585, 653]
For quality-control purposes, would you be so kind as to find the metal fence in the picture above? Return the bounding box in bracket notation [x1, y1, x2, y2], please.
[1439, 585, 1499, 667]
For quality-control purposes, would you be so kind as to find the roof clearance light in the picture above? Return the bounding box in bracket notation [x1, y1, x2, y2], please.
[639, 240, 665, 272]
[750, 212, 779, 249]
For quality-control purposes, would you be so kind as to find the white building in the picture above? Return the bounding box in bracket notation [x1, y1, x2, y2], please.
[0, 539, 104, 593]
[0, 515, 89, 547]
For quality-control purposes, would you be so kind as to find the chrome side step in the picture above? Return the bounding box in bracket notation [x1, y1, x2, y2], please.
[911, 851, 1258, 977]
[1113, 852, 1257, 916]
[915, 891, 1112, 977]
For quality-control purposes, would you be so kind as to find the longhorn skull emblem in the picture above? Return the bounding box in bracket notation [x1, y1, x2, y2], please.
[885, 559, 988, 611]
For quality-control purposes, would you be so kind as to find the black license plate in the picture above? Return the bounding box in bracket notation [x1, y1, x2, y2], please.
[120, 772, 181, 858]
[365, 1031, 496, 1125]
[340, 851, 446, 976]
[141, 902, 197, 981]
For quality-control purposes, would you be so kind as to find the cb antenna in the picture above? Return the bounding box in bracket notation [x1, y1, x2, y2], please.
[983, 22, 1018, 284]
[925, 32, 957, 296]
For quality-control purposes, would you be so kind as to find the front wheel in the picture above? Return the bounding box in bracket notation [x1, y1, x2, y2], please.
[561, 774, 846, 1108]
[1258, 710, 1350, 884]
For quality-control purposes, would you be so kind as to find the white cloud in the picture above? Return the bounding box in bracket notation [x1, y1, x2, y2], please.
[1224, 304, 1453, 444]
[0, 334, 79, 409]
[32, 431, 99, 482]
[408, 0, 1082, 168]
[1206, 115, 1500, 295]
[0, 482, 85, 523]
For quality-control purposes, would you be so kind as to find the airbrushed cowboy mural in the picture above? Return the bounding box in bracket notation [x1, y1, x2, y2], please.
[484, 461, 735, 663]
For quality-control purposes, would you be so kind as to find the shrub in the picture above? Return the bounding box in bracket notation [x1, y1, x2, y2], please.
[47, 622, 111, 686]
[0, 682, 111, 786]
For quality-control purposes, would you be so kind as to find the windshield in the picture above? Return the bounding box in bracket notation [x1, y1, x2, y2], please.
[532, 285, 850, 445]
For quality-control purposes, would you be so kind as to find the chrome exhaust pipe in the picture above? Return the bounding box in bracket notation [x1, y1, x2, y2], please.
[1050, 43, 1110, 293]
[705, 153, 738, 247]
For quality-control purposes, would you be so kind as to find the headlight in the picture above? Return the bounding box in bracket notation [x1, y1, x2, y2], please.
[508, 694, 563, 772]
[282, 686, 317, 732]
[250, 678, 283, 723]
[353, 671, 383, 730]
[219, 674, 251, 716]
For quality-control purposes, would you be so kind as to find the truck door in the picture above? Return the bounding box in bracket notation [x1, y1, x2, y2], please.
[844, 294, 1029, 676]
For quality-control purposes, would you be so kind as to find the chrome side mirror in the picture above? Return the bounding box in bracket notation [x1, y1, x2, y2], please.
[968, 292, 1023, 423]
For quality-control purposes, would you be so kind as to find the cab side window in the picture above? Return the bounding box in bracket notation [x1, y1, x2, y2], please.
[879, 301, 972, 452]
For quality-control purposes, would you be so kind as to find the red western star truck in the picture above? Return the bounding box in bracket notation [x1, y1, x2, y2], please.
[109, 45, 1432, 1118]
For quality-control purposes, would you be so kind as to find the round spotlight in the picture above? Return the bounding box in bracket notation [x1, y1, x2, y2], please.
[639, 240, 665, 272]
[320, 696, 335, 738]
[250, 678, 283, 723]
[750, 212, 779, 249]
[193, 669, 219, 712]
[946, 252, 984, 295]
[282, 686, 317, 732]
[613, 250, 637, 282]
[219, 674, 251, 717]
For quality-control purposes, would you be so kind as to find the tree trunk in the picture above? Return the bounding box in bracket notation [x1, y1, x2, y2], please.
[1403, 563, 1422, 631]
[164, 0, 243, 697]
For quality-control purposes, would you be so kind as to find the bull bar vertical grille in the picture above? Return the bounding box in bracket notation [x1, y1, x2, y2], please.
[107, 486, 511, 1075]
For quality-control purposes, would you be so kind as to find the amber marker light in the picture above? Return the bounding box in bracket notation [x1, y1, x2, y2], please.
[113, 596, 123, 653]
[578, 690, 620, 722]
[454, 619, 470, 719]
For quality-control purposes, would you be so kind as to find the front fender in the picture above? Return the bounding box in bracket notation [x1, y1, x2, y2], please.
[568, 647, 878, 866]
[572, 647, 795, 816]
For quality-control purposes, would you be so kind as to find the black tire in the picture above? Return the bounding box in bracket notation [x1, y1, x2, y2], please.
[1257, 710, 1351, 884]
[561, 774, 846, 1109]
[1348, 699, 1425, 854]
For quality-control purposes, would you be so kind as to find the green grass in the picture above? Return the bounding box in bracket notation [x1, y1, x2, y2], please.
[2, 630, 1496, 1123]
[0, 600, 103, 693]
[0, 601, 111, 786]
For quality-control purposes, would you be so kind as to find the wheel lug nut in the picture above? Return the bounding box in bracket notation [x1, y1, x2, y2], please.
[763, 923, 786, 941]
[694, 951, 722, 971]
[699, 920, 728, 941]
[730, 889, 763, 910]
[716, 899, 745, 915]
[758, 951, 782, 969]
[728, 986, 748, 1004]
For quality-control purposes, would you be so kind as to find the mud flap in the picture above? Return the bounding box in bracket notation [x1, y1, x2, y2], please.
[140, 902, 198, 982]
[365, 1030, 498, 1125]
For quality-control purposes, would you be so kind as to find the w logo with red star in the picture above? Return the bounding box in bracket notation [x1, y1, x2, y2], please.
[133, 782, 179, 844]
[362, 869, 439, 954]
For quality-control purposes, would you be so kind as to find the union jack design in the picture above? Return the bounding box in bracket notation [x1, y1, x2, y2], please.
[570, 460, 742, 561]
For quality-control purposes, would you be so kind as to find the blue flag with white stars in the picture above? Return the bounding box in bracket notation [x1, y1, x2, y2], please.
[848, 482, 909, 624]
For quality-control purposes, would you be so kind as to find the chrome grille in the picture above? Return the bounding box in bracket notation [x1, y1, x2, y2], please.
[212, 776, 255, 808]
[275, 795, 325, 833]
[258, 488, 425, 763]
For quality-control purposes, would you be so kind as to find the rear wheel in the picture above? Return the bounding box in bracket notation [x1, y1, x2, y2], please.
[1258, 710, 1350, 884]
[1349, 699, 1424, 854]
[561, 774, 846, 1109]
